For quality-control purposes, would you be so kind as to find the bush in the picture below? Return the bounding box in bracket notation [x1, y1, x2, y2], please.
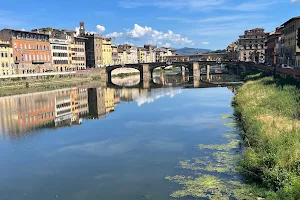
[25, 82, 29, 88]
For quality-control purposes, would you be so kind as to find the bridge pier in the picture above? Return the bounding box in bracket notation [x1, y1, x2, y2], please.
[181, 66, 186, 81]
[207, 65, 210, 81]
[140, 64, 151, 81]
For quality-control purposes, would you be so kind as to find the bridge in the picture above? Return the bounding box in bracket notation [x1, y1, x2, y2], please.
[105, 61, 238, 85]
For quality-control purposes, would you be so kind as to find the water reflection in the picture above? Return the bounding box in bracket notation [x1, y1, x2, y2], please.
[0, 74, 239, 139]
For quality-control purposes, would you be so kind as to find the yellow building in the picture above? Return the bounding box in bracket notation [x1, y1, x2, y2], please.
[0, 40, 14, 75]
[104, 88, 115, 113]
[138, 47, 146, 63]
[117, 49, 127, 64]
[101, 38, 112, 66]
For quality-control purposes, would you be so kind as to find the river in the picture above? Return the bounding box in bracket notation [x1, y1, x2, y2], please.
[0, 74, 248, 200]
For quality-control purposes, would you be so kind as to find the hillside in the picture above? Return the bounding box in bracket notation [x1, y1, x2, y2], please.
[176, 47, 211, 55]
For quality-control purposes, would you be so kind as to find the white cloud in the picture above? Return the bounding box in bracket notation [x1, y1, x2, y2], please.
[202, 42, 209, 45]
[21, 28, 26, 31]
[75, 27, 80, 36]
[291, 0, 300, 3]
[96, 25, 106, 33]
[74, 25, 106, 36]
[106, 24, 194, 46]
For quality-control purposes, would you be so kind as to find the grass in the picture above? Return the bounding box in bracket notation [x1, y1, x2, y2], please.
[112, 72, 140, 78]
[234, 72, 300, 199]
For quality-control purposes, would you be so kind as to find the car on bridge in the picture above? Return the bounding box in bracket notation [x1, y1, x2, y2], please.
[281, 64, 293, 69]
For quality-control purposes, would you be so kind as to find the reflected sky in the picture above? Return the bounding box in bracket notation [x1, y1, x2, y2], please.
[0, 79, 236, 200]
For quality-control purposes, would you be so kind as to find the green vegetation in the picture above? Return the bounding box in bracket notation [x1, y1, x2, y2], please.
[165, 174, 255, 199]
[165, 114, 257, 199]
[220, 114, 231, 119]
[112, 72, 140, 78]
[25, 82, 29, 88]
[234, 73, 300, 199]
[210, 49, 226, 53]
[91, 75, 101, 81]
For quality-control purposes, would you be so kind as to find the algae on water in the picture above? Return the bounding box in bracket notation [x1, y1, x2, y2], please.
[165, 118, 255, 199]
[166, 174, 256, 199]
[198, 140, 240, 151]
[220, 114, 232, 119]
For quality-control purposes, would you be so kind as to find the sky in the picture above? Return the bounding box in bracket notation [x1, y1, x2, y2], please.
[0, 0, 300, 50]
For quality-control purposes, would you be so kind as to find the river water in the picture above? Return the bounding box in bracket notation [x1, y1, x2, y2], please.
[0, 75, 243, 200]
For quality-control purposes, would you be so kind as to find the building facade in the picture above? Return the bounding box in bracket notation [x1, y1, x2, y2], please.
[265, 28, 281, 65]
[138, 47, 146, 63]
[72, 37, 87, 70]
[50, 38, 69, 72]
[226, 41, 239, 61]
[0, 29, 52, 74]
[0, 40, 14, 75]
[238, 28, 267, 63]
[101, 38, 112, 66]
[111, 45, 118, 65]
[278, 17, 300, 67]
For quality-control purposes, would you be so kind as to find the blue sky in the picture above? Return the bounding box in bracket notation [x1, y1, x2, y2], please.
[1, 0, 300, 50]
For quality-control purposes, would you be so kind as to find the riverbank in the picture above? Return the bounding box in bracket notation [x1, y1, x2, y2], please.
[234, 72, 300, 199]
[0, 76, 104, 97]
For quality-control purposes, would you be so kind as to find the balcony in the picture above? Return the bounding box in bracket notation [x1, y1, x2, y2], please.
[14, 60, 20, 64]
[32, 60, 48, 64]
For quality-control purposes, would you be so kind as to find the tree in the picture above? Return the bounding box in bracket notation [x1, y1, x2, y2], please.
[211, 49, 226, 53]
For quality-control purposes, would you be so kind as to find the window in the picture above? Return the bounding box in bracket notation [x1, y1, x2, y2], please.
[29, 44, 31, 49]
[33, 55, 35, 60]
[24, 44, 27, 49]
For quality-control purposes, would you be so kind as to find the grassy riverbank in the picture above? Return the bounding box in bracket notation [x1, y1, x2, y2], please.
[234, 73, 300, 199]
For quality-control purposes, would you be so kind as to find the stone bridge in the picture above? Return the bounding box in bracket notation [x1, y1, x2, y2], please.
[105, 61, 238, 84]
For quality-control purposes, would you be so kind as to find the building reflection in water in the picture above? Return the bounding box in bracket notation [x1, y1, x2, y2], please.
[0, 87, 182, 139]
[0, 73, 237, 139]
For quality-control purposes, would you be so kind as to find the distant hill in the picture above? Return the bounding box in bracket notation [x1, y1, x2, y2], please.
[176, 47, 211, 55]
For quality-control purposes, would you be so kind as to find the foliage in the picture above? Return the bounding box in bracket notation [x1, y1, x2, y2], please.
[25, 82, 29, 88]
[234, 73, 300, 198]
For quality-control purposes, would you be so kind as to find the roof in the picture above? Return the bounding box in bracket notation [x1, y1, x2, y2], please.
[281, 16, 300, 26]
[1, 28, 50, 35]
[75, 36, 87, 40]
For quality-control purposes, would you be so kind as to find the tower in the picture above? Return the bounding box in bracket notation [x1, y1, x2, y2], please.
[79, 21, 85, 36]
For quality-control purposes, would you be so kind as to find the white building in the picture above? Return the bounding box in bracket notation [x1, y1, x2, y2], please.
[50, 38, 69, 72]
